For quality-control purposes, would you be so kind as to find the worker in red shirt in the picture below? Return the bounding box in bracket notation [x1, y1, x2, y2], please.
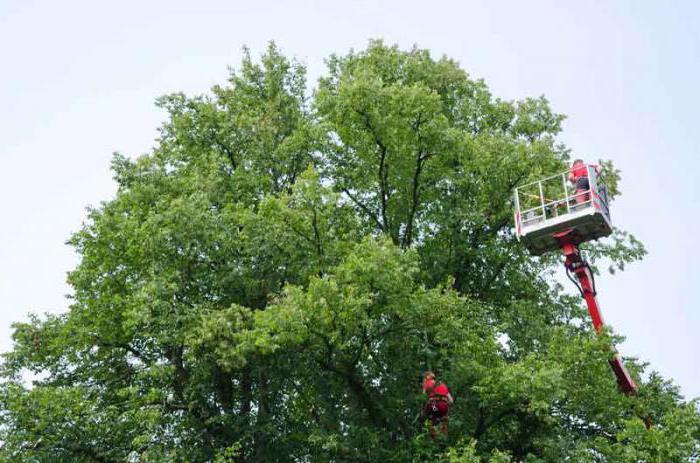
[422, 371, 454, 439]
[568, 159, 600, 205]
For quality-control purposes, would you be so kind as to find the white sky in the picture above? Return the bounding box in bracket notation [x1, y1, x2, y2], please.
[1, 0, 698, 398]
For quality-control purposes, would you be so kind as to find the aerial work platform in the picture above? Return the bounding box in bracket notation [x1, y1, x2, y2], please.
[513, 164, 638, 396]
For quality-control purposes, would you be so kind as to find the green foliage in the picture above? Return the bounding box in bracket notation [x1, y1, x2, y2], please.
[1, 40, 696, 462]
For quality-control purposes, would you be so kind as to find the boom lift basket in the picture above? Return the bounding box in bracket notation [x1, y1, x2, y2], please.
[514, 166, 612, 255]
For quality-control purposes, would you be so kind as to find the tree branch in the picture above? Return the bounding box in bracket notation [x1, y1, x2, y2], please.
[341, 187, 385, 231]
[356, 109, 393, 239]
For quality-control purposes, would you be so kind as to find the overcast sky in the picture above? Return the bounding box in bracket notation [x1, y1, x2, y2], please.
[1, 0, 698, 398]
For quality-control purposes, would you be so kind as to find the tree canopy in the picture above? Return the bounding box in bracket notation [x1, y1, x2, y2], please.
[1, 41, 697, 462]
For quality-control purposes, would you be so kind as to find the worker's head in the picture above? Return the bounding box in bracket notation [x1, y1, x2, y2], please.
[424, 371, 436, 380]
[572, 159, 584, 167]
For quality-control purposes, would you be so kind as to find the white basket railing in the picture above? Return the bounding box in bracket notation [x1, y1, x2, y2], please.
[514, 166, 609, 234]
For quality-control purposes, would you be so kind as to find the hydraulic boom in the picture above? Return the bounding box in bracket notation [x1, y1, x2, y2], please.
[554, 229, 638, 395]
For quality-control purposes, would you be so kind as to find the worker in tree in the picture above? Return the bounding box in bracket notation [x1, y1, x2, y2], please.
[422, 371, 454, 439]
[568, 159, 600, 205]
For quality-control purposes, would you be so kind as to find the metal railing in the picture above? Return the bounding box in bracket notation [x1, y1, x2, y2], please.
[514, 165, 610, 236]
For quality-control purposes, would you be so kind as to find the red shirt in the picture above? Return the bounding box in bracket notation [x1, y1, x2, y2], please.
[433, 383, 449, 396]
[422, 378, 450, 398]
[570, 163, 589, 180]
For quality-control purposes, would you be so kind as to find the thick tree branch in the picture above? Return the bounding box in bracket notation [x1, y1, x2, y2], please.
[402, 151, 432, 248]
[341, 187, 384, 231]
[356, 109, 393, 239]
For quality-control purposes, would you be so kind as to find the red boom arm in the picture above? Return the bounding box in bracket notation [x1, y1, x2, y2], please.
[555, 230, 638, 395]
